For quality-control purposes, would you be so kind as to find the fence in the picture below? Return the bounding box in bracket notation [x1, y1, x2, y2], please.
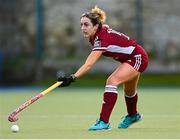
[0, 0, 180, 84]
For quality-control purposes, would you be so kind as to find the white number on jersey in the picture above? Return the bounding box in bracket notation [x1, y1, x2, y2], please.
[107, 29, 130, 40]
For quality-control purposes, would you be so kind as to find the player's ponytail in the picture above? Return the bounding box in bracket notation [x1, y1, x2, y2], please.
[91, 5, 106, 24]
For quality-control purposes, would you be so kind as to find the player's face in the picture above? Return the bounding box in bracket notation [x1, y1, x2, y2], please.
[80, 17, 98, 39]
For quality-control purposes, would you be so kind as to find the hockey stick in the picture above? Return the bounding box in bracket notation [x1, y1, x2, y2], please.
[8, 81, 62, 122]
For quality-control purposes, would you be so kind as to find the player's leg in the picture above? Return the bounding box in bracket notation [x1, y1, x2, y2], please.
[124, 74, 140, 116]
[89, 63, 139, 131]
[100, 63, 140, 121]
[118, 74, 143, 128]
[88, 85, 117, 131]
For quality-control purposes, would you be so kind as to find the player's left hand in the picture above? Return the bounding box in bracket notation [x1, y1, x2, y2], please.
[57, 74, 76, 87]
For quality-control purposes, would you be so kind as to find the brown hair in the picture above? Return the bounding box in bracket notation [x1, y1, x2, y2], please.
[81, 6, 106, 30]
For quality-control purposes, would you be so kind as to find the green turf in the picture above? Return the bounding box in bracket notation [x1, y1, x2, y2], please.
[0, 87, 180, 139]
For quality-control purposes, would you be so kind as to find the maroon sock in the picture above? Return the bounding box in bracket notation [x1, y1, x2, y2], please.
[125, 94, 138, 116]
[100, 92, 118, 123]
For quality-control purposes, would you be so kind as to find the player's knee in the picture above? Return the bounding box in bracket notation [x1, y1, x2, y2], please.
[106, 76, 121, 86]
[124, 89, 136, 96]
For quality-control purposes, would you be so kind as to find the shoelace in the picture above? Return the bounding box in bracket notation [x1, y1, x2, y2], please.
[122, 115, 132, 124]
[95, 119, 101, 126]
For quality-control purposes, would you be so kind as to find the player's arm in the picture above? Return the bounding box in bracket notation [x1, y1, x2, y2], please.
[57, 51, 102, 87]
[74, 51, 103, 78]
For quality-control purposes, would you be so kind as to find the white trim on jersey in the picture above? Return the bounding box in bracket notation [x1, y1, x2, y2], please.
[134, 54, 142, 71]
[92, 47, 107, 51]
[107, 45, 135, 54]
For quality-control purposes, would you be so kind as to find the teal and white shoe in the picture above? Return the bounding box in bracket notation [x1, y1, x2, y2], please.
[118, 113, 143, 129]
[88, 119, 111, 131]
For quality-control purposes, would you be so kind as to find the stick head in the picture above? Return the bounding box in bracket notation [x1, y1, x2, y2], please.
[8, 113, 18, 122]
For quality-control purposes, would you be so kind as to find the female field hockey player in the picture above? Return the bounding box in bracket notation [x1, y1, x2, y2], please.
[58, 6, 149, 131]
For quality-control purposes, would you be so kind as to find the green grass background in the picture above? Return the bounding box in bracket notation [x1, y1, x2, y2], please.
[0, 87, 180, 139]
[35, 74, 180, 87]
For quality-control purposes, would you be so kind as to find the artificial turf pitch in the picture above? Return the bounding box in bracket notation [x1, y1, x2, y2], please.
[0, 87, 180, 139]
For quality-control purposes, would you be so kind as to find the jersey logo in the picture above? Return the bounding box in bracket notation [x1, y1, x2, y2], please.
[94, 37, 101, 48]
